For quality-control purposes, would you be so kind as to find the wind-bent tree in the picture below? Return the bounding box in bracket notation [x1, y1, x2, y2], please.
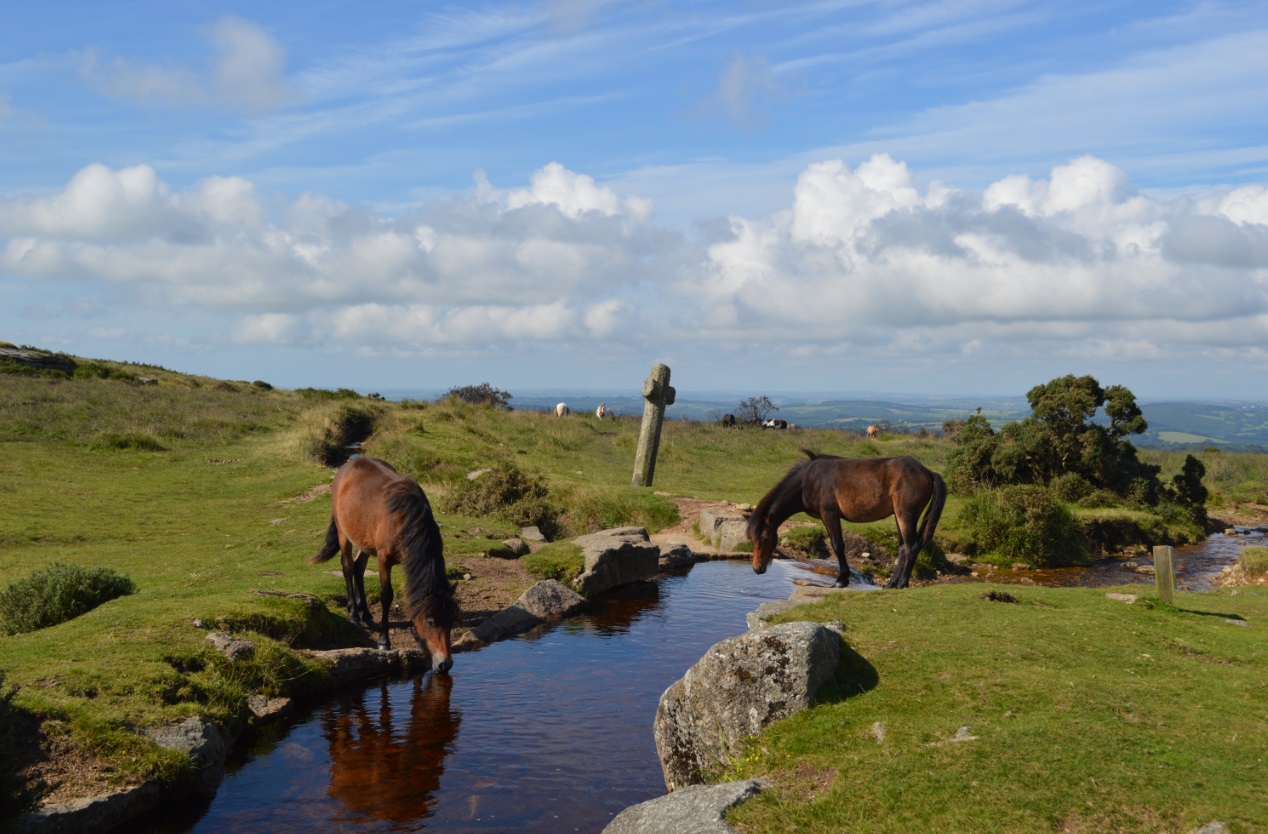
[947, 374, 1161, 502]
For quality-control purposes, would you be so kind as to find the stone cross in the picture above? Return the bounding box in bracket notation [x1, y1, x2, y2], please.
[631, 363, 675, 487]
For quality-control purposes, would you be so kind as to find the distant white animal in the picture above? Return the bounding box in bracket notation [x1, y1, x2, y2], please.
[596, 403, 609, 419]
[555, 402, 570, 417]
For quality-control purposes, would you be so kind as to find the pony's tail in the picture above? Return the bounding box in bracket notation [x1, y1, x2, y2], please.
[309, 517, 341, 564]
[916, 472, 947, 552]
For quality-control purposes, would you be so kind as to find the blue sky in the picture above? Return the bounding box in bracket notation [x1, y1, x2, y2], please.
[3, 1, 1268, 401]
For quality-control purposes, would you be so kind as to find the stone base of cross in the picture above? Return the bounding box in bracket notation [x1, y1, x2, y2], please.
[631, 363, 675, 487]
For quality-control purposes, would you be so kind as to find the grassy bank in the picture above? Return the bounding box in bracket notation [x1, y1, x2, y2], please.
[729, 583, 1268, 833]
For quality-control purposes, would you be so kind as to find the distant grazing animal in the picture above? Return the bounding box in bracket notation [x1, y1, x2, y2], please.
[763, 418, 789, 430]
[747, 450, 946, 589]
[555, 402, 570, 417]
[721, 414, 736, 428]
[310, 456, 460, 672]
[596, 403, 609, 419]
[866, 424, 879, 439]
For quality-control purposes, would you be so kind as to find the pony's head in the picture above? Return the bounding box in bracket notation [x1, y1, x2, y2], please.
[746, 510, 779, 575]
[410, 590, 461, 674]
[747, 451, 816, 575]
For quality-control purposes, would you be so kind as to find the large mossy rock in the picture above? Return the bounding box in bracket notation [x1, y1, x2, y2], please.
[653, 621, 842, 791]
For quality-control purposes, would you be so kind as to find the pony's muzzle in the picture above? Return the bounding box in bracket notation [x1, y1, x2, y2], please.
[433, 655, 453, 674]
[753, 564, 767, 575]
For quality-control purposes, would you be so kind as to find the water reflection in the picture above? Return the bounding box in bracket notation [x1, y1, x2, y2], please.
[323, 673, 458, 827]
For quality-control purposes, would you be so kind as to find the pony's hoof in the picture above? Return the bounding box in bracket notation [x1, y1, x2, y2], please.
[833, 577, 850, 588]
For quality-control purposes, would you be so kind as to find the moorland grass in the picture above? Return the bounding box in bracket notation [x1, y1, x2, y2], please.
[727, 583, 1268, 834]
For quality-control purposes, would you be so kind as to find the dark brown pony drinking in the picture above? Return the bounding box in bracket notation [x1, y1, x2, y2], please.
[747, 450, 946, 589]
[311, 456, 460, 672]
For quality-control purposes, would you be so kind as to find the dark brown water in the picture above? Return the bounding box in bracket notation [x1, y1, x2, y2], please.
[135, 531, 1252, 833]
[137, 559, 815, 834]
[967, 527, 1266, 592]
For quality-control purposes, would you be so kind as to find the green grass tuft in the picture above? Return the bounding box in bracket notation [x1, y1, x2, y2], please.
[1240, 545, 1268, 578]
[521, 543, 585, 584]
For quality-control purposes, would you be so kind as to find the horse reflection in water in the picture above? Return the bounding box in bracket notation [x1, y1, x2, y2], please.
[322, 672, 459, 826]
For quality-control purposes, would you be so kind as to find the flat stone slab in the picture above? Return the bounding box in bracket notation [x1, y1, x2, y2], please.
[573, 527, 660, 596]
[698, 507, 748, 552]
[602, 780, 762, 834]
[307, 646, 431, 683]
[455, 579, 588, 648]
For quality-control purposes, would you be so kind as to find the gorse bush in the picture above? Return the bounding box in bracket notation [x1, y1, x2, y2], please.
[959, 485, 1087, 567]
[297, 403, 379, 466]
[0, 562, 137, 635]
[443, 460, 559, 538]
[443, 383, 512, 410]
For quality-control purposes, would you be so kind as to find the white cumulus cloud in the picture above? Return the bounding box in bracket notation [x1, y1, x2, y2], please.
[3, 154, 1268, 368]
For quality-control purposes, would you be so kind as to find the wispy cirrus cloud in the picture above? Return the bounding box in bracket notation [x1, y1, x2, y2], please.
[77, 16, 295, 113]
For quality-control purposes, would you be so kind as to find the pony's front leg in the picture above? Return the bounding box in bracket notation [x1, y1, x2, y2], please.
[375, 563, 393, 651]
[822, 514, 851, 588]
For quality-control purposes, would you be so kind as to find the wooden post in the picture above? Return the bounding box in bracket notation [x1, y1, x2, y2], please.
[1152, 545, 1175, 603]
[631, 363, 675, 487]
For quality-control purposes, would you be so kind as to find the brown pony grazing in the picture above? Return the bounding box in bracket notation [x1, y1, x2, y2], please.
[747, 450, 946, 589]
[311, 457, 460, 672]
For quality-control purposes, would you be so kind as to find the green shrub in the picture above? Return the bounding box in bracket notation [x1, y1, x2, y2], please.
[91, 431, 167, 452]
[959, 485, 1087, 568]
[0, 562, 137, 635]
[443, 460, 559, 538]
[296, 387, 363, 401]
[1240, 546, 1268, 579]
[251, 380, 274, 391]
[72, 361, 137, 382]
[1050, 472, 1092, 502]
[442, 383, 512, 409]
[522, 543, 584, 584]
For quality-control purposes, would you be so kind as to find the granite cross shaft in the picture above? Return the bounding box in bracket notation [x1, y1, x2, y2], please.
[631, 363, 675, 487]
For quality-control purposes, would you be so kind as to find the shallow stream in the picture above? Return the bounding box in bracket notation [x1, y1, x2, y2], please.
[137, 529, 1258, 834]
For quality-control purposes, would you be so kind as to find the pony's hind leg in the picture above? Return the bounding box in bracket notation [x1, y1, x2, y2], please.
[885, 509, 922, 588]
[340, 545, 372, 626]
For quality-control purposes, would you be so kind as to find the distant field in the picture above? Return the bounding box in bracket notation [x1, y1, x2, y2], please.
[401, 389, 1268, 448]
[1157, 431, 1216, 444]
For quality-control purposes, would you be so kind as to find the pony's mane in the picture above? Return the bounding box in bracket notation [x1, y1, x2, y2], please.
[746, 450, 818, 541]
[386, 479, 461, 628]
